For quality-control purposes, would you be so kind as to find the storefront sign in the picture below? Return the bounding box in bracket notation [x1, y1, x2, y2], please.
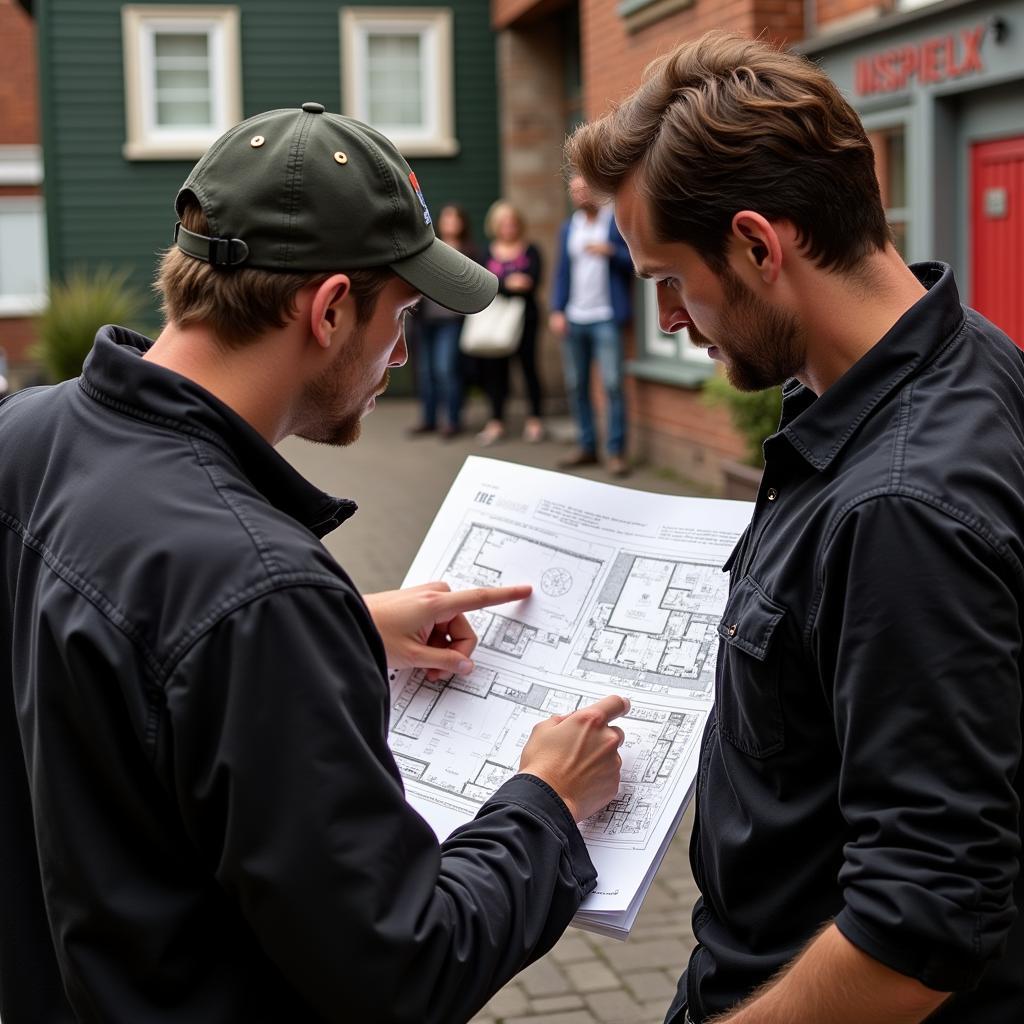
[855, 26, 985, 95]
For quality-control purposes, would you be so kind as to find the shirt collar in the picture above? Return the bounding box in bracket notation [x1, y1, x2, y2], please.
[80, 326, 357, 539]
[776, 262, 964, 471]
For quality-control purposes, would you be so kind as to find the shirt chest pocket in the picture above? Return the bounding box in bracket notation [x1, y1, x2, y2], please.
[716, 574, 787, 758]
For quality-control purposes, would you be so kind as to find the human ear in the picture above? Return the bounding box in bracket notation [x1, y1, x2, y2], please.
[731, 211, 782, 283]
[310, 274, 353, 349]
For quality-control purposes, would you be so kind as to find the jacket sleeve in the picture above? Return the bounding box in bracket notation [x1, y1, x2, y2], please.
[551, 222, 571, 314]
[162, 581, 596, 1024]
[812, 495, 1021, 991]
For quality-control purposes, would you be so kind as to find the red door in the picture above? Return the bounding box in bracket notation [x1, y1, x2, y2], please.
[971, 135, 1024, 347]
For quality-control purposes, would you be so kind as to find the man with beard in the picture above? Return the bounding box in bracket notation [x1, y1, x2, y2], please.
[0, 104, 630, 1024]
[570, 31, 1023, 1024]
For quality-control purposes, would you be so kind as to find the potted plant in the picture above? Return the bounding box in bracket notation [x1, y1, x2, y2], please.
[34, 267, 145, 383]
[703, 373, 783, 500]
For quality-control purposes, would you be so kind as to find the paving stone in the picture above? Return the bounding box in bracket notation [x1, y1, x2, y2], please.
[550, 934, 597, 964]
[532, 994, 587, 1012]
[505, 1013, 598, 1024]
[585, 989, 646, 1022]
[622, 970, 676, 1002]
[483, 984, 530, 1017]
[564, 959, 621, 993]
[608, 938, 692, 972]
[520, 957, 572, 997]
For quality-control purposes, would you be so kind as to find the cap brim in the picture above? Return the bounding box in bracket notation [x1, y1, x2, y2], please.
[390, 237, 497, 314]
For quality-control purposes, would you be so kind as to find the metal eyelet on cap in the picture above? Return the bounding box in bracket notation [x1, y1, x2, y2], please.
[333, 151, 348, 165]
[250, 135, 265, 148]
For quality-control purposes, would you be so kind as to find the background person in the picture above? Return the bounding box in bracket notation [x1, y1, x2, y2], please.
[550, 175, 633, 478]
[0, 104, 629, 1024]
[570, 31, 1023, 1024]
[475, 200, 544, 446]
[407, 203, 476, 439]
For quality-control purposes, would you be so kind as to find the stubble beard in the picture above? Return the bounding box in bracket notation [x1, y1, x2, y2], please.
[706, 269, 805, 393]
[298, 327, 390, 447]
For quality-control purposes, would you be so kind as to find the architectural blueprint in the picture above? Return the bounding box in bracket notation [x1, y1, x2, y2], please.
[388, 457, 752, 937]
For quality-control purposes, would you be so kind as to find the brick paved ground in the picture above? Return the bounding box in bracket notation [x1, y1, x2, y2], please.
[279, 395, 706, 1024]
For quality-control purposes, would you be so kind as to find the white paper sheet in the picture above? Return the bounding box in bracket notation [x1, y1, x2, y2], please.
[387, 457, 751, 937]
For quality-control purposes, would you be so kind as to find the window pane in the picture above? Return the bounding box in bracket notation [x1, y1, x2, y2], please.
[154, 32, 207, 60]
[156, 67, 210, 91]
[868, 126, 906, 210]
[0, 206, 47, 299]
[366, 31, 423, 127]
[156, 99, 213, 127]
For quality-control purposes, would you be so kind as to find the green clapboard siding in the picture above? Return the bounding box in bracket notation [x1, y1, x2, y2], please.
[37, 0, 500, 393]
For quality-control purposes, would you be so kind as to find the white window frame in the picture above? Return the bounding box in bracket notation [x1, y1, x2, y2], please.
[121, 5, 241, 160]
[340, 7, 458, 157]
[0, 196, 48, 317]
[0, 145, 43, 186]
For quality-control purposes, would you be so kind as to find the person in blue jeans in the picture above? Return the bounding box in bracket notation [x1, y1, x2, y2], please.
[549, 176, 634, 477]
[408, 204, 476, 438]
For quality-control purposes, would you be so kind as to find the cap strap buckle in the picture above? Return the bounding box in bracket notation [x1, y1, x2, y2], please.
[173, 222, 250, 268]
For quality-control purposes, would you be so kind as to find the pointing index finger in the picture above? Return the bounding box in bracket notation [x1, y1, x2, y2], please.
[434, 584, 532, 617]
[587, 694, 631, 724]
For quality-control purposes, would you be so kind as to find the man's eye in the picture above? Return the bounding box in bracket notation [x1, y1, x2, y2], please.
[657, 277, 677, 290]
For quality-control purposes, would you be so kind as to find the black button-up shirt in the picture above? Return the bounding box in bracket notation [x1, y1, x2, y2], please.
[685, 264, 1024, 1022]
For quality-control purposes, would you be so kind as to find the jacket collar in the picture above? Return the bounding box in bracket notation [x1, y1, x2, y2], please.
[774, 262, 964, 471]
[80, 326, 357, 539]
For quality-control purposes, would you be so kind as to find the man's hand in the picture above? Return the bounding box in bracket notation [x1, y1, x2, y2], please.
[520, 694, 630, 822]
[549, 311, 568, 337]
[364, 581, 531, 681]
[584, 241, 615, 257]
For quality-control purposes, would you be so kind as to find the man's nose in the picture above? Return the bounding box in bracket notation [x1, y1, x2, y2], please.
[390, 331, 409, 368]
[658, 296, 690, 335]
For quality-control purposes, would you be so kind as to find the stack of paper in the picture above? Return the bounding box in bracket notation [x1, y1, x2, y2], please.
[387, 457, 751, 939]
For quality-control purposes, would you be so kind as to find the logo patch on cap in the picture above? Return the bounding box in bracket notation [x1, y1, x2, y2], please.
[409, 171, 432, 226]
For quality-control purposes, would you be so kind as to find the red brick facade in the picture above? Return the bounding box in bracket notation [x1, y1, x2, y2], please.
[0, 0, 42, 372]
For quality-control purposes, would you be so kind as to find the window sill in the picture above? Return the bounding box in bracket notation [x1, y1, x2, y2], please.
[0, 296, 47, 317]
[627, 358, 713, 388]
[617, 0, 695, 32]
[393, 136, 460, 159]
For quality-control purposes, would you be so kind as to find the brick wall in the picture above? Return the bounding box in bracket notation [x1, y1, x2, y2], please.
[814, 0, 884, 33]
[0, 0, 42, 372]
[495, 15, 574, 412]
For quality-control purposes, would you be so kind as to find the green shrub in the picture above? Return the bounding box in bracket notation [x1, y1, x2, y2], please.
[703, 373, 783, 468]
[34, 267, 146, 382]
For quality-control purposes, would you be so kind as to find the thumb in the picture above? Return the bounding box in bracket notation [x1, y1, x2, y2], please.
[416, 646, 475, 678]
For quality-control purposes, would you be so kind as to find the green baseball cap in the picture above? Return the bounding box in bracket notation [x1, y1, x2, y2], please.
[173, 102, 496, 314]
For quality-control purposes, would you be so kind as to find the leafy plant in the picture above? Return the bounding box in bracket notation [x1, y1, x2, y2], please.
[703, 373, 783, 468]
[34, 267, 146, 382]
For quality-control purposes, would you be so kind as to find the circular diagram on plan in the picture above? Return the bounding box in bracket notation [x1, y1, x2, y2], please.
[541, 567, 573, 597]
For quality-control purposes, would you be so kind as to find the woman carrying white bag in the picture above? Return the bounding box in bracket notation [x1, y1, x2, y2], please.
[463, 200, 545, 446]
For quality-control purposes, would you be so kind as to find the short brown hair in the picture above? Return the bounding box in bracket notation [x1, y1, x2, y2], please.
[568, 31, 890, 273]
[155, 199, 391, 346]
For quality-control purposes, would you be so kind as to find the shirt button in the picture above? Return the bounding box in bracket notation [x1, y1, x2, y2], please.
[726, 623, 738, 637]
[766, 487, 778, 501]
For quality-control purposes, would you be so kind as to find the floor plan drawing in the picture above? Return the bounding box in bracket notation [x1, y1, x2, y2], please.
[389, 666, 701, 850]
[571, 553, 728, 696]
[390, 457, 753, 932]
[442, 523, 608, 662]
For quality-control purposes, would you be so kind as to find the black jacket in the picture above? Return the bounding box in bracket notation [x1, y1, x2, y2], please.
[0, 327, 596, 1024]
[680, 264, 1024, 1022]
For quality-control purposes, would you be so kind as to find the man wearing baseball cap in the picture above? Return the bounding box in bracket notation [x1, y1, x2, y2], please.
[0, 105, 629, 1024]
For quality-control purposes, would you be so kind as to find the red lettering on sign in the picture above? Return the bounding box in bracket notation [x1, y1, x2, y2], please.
[854, 24, 987, 95]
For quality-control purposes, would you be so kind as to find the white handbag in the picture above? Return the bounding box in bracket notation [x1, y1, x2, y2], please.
[459, 295, 526, 358]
